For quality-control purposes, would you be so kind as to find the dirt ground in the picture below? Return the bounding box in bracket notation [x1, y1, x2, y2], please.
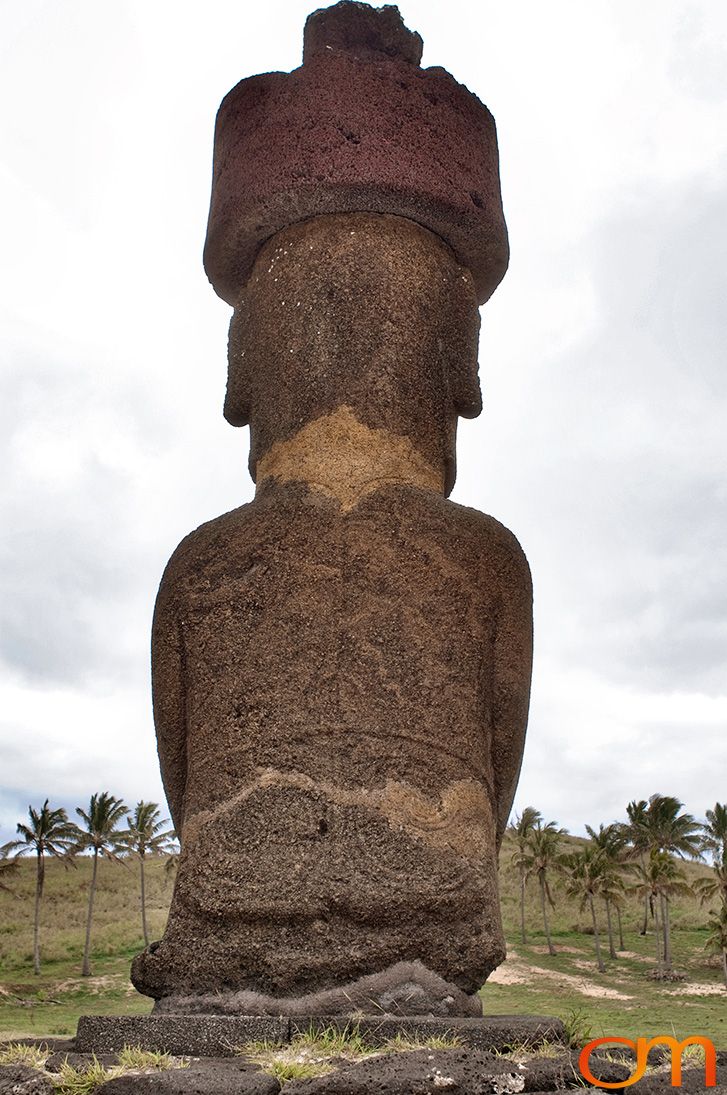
[489, 949, 633, 1000]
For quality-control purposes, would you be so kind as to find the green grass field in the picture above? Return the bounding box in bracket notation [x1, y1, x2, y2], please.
[1, 840, 724, 1044]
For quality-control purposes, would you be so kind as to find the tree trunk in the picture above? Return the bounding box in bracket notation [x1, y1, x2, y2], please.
[616, 904, 625, 950]
[589, 895, 606, 973]
[640, 854, 649, 934]
[82, 850, 99, 977]
[721, 947, 727, 990]
[661, 893, 672, 970]
[539, 875, 555, 955]
[33, 851, 44, 976]
[140, 854, 149, 946]
[653, 898, 662, 970]
[605, 898, 617, 959]
[519, 865, 527, 944]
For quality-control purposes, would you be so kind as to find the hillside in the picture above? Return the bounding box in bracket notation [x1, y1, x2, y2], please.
[0, 838, 724, 1043]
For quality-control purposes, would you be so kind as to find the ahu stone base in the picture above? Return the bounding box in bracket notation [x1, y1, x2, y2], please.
[75, 1012, 566, 1056]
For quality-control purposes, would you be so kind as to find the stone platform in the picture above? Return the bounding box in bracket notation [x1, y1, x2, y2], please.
[75, 1012, 566, 1056]
[5, 1024, 725, 1094]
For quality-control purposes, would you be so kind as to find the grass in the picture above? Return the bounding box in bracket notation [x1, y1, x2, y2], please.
[382, 1032, 463, 1052]
[290, 1023, 377, 1058]
[479, 833, 726, 1045]
[0, 854, 168, 1038]
[53, 1056, 113, 1094]
[0, 1040, 49, 1067]
[241, 1025, 465, 1082]
[242, 1023, 462, 1060]
[116, 1044, 179, 1071]
[479, 931, 725, 1044]
[0, 844, 724, 1045]
[243, 1029, 343, 1082]
[241, 1023, 378, 1079]
[264, 1059, 333, 1082]
[0, 1042, 189, 1094]
[493, 1039, 566, 1062]
[561, 1008, 595, 1048]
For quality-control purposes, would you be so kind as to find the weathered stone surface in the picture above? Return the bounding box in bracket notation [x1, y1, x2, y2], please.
[289, 1016, 566, 1054]
[44, 1051, 119, 1073]
[565, 1053, 631, 1088]
[281, 1048, 524, 1094]
[74, 1016, 566, 1057]
[303, 1, 423, 66]
[224, 215, 481, 495]
[203, 5, 508, 306]
[580, 1045, 727, 1090]
[133, 1, 530, 1015]
[96, 1059, 280, 1095]
[154, 962, 482, 1018]
[75, 1015, 288, 1056]
[131, 472, 531, 1002]
[133, 209, 531, 1008]
[514, 1056, 577, 1091]
[632, 1067, 727, 1093]
[0, 1063, 54, 1094]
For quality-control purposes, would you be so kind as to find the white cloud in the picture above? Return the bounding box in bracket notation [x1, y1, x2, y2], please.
[514, 661, 727, 830]
[1, 0, 725, 843]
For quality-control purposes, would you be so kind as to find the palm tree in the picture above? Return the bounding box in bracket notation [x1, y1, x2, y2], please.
[586, 823, 628, 957]
[121, 802, 175, 946]
[630, 854, 664, 969]
[701, 803, 727, 869]
[508, 807, 543, 944]
[630, 851, 691, 973]
[622, 799, 651, 934]
[703, 906, 727, 989]
[600, 863, 627, 957]
[1, 801, 79, 974]
[521, 820, 565, 956]
[644, 794, 703, 859]
[643, 795, 702, 967]
[75, 792, 129, 976]
[694, 863, 727, 912]
[561, 844, 609, 972]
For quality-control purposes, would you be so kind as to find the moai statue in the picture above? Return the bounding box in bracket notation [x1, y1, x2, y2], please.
[132, 1, 532, 1019]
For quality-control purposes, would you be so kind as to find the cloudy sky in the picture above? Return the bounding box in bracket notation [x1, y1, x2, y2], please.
[1, 0, 725, 844]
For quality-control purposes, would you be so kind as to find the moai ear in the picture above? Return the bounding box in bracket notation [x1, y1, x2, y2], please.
[224, 306, 252, 427]
[444, 271, 483, 420]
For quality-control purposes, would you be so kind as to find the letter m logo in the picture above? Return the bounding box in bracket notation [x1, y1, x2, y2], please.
[579, 1035, 717, 1088]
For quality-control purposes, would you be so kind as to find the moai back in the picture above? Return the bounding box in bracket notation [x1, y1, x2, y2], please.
[132, 2, 532, 1018]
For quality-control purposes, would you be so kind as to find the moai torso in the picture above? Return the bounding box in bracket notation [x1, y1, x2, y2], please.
[132, 5, 532, 1018]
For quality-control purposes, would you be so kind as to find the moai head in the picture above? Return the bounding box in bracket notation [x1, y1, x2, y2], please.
[225, 214, 482, 496]
[203, 1, 509, 496]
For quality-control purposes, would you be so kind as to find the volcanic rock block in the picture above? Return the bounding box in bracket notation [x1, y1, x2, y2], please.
[44, 1053, 119, 1073]
[303, 1, 423, 66]
[281, 1049, 524, 1095]
[131, 1, 532, 1016]
[96, 1061, 280, 1095]
[74, 1016, 289, 1057]
[0, 1064, 54, 1094]
[74, 1015, 567, 1057]
[203, 2, 508, 306]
